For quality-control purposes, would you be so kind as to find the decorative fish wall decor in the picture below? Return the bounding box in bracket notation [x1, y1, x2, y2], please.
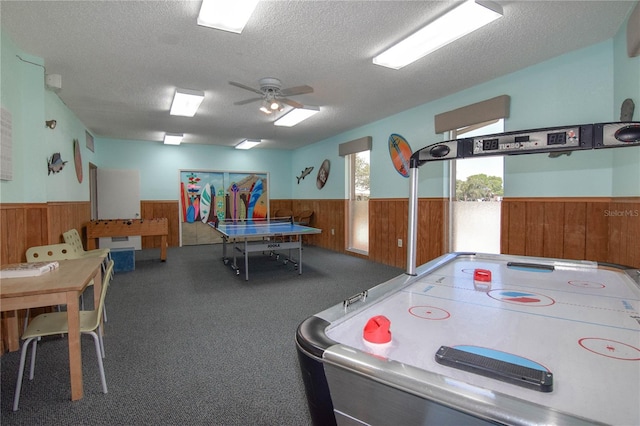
[297, 166, 314, 184]
[47, 152, 67, 175]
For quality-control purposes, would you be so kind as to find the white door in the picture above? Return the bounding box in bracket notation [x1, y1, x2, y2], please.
[97, 168, 142, 250]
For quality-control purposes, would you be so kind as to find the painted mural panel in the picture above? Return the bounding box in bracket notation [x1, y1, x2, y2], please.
[179, 170, 269, 245]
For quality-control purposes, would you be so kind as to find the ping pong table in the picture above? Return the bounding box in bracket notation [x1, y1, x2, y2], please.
[209, 219, 322, 280]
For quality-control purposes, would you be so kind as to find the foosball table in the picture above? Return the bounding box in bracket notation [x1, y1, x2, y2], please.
[87, 218, 168, 261]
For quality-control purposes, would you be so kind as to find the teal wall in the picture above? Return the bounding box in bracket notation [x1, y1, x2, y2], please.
[1, 32, 97, 203]
[94, 139, 292, 200]
[293, 36, 639, 200]
[2, 9, 638, 205]
[612, 15, 640, 197]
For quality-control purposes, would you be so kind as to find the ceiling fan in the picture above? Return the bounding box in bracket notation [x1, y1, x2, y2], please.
[229, 77, 313, 114]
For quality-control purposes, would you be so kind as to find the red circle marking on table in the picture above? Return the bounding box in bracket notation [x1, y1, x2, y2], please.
[408, 306, 451, 320]
[578, 338, 640, 360]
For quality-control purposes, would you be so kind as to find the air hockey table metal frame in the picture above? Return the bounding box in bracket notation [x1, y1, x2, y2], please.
[297, 252, 640, 425]
[296, 122, 640, 426]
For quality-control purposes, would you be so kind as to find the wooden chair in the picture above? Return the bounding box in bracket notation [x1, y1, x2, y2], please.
[294, 210, 314, 226]
[274, 208, 294, 222]
[12, 260, 114, 411]
[294, 210, 314, 244]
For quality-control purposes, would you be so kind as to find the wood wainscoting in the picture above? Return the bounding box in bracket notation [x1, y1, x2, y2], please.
[281, 198, 448, 269]
[0, 201, 180, 264]
[290, 199, 346, 253]
[1, 202, 90, 265]
[370, 198, 448, 268]
[283, 197, 638, 270]
[140, 200, 180, 248]
[501, 197, 639, 268]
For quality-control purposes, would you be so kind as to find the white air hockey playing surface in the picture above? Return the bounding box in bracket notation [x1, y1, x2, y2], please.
[318, 253, 640, 425]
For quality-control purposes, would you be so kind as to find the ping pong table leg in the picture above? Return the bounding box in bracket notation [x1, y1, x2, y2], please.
[298, 241, 302, 275]
[222, 238, 228, 264]
[244, 240, 249, 281]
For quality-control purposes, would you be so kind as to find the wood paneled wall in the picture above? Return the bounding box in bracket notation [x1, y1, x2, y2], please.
[0, 201, 181, 265]
[501, 197, 639, 268]
[370, 198, 448, 268]
[140, 201, 180, 248]
[273, 197, 639, 270]
[289, 199, 346, 253]
[48, 202, 92, 245]
[271, 198, 448, 269]
[3, 197, 636, 269]
[1, 202, 89, 265]
[1, 204, 47, 265]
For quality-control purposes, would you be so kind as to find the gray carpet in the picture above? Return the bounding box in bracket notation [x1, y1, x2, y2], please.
[1, 244, 402, 425]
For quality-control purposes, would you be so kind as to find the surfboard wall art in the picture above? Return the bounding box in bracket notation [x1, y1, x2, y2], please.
[180, 182, 189, 222]
[388, 133, 412, 178]
[73, 138, 83, 183]
[200, 183, 213, 223]
[316, 159, 330, 189]
[186, 173, 201, 223]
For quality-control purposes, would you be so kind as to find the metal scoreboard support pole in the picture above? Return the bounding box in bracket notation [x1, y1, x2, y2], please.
[407, 156, 420, 276]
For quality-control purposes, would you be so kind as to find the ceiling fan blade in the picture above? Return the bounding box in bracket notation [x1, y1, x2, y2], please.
[280, 98, 304, 109]
[229, 81, 263, 95]
[234, 97, 263, 106]
[280, 85, 313, 97]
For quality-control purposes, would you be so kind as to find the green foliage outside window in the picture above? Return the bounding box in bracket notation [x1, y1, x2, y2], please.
[456, 174, 503, 201]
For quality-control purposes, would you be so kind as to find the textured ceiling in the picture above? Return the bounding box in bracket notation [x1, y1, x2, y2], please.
[1, 1, 635, 150]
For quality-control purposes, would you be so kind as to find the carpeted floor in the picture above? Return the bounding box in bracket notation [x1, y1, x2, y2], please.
[1, 244, 402, 425]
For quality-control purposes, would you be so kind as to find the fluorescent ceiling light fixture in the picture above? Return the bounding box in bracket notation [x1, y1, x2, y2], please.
[236, 139, 261, 150]
[373, 0, 502, 70]
[170, 88, 205, 117]
[274, 106, 320, 127]
[164, 133, 184, 145]
[197, 0, 259, 34]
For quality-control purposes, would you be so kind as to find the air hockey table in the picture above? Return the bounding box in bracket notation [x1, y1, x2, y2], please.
[296, 252, 640, 425]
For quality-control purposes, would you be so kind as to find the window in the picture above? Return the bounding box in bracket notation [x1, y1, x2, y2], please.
[450, 119, 504, 253]
[347, 150, 370, 253]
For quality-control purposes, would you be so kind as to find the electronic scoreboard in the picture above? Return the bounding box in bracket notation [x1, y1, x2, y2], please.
[412, 121, 639, 165]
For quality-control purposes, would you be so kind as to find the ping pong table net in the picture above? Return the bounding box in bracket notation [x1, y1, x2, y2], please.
[210, 217, 295, 228]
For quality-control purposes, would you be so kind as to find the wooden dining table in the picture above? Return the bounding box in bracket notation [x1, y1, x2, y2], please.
[0, 256, 104, 401]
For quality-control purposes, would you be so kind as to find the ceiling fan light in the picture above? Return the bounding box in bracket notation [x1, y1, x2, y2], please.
[170, 88, 204, 117]
[236, 139, 261, 150]
[270, 100, 280, 110]
[274, 106, 320, 127]
[197, 0, 259, 34]
[373, 0, 502, 69]
[259, 102, 272, 114]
